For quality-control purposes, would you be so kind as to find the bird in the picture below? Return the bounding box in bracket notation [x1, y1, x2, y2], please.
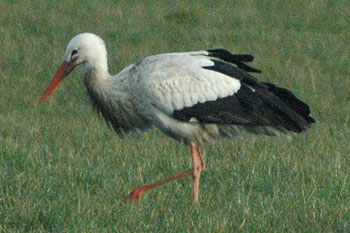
[39, 33, 315, 203]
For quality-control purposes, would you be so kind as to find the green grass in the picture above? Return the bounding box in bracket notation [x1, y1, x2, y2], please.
[1, 0, 350, 232]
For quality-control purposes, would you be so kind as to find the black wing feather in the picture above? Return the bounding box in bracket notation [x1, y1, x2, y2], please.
[261, 82, 315, 124]
[173, 52, 315, 133]
[207, 49, 262, 73]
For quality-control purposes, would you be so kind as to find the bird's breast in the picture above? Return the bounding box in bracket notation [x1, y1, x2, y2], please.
[84, 70, 151, 134]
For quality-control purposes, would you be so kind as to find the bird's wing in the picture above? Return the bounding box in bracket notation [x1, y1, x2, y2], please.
[134, 49, 314, 133]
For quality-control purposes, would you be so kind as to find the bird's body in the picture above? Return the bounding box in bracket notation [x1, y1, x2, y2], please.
[84, 51, 242, 144]
[39, 33, 315, 203]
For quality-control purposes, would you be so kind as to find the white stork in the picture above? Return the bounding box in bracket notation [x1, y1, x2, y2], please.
[39, 33, 315, 203]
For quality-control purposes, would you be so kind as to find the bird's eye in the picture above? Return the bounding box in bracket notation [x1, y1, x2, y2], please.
[71, 49, 78, 57]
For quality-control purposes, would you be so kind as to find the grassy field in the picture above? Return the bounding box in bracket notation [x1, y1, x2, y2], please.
[1, 0, 350, 232]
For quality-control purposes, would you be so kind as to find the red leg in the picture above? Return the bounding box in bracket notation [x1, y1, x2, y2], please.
[123, 143, 205, 203]
[191, 143, 205, 203]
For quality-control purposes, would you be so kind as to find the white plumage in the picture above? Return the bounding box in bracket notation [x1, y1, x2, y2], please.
[39, 33, 315, 203]
[135, 53, 241, 112]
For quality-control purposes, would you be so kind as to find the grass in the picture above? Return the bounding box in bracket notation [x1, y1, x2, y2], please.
[1, 0, 350, 232]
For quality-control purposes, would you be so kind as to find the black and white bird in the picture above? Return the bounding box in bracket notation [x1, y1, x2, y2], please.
[39, 33, 315, 203]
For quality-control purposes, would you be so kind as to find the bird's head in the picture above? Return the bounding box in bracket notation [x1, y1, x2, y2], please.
[39, 33, 107, 104]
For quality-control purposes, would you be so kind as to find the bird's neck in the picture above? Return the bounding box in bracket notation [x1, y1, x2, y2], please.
[83, 57, 111, 82]
[82, 55, 112, 103]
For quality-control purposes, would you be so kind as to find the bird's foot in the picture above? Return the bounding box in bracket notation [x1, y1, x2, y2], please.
[123, 187, 147, 203]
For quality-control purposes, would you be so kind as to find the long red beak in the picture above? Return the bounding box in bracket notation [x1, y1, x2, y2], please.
[39, 61, 76, 104]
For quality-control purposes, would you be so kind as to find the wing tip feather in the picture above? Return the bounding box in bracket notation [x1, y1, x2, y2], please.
[206, 49, 261, 73]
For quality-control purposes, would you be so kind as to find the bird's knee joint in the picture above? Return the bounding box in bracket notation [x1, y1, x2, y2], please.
[192, 165, 202, 176]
